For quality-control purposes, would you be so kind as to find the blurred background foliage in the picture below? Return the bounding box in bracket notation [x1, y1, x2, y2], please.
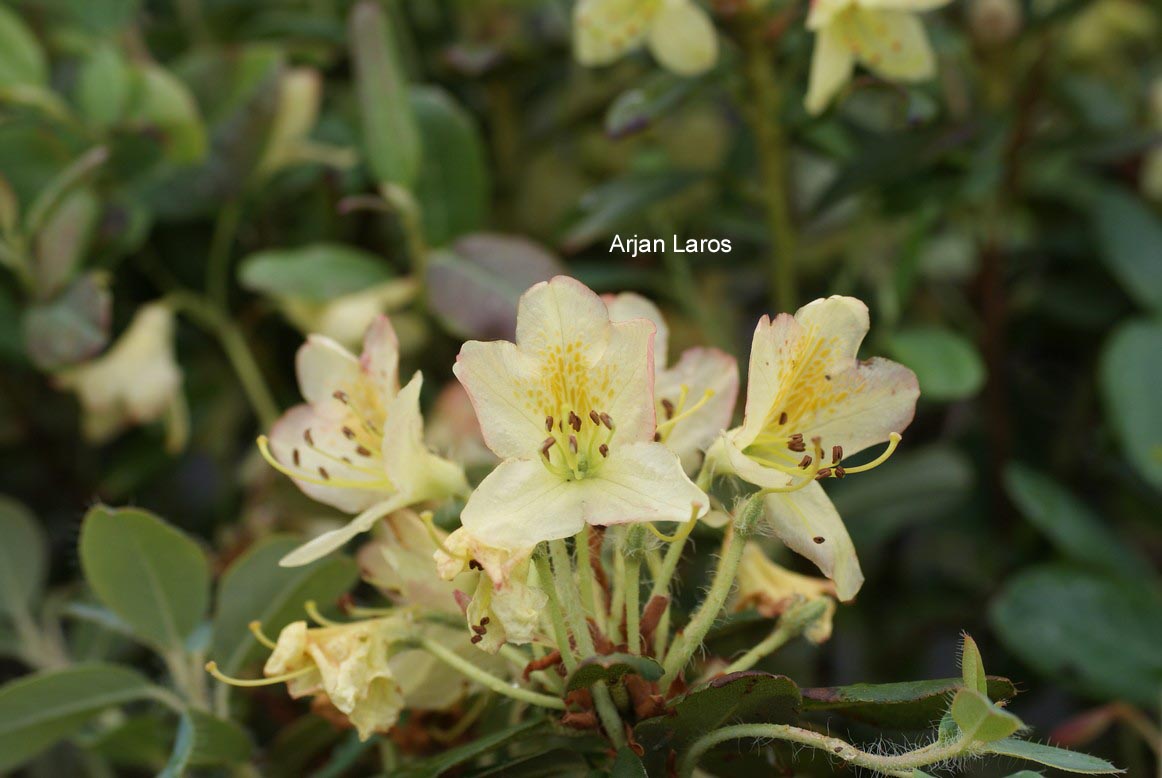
[0, 0, 1159, 775]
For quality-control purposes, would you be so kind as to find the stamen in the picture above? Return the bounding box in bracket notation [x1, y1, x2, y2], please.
[779, 411, 788, 425]
[661, 398, 675, 420]
[257, 436, 392, 491]
[788, 438, 807, 453]
[656, 389, 716, 437]
[834, 466, 846, 478]
[332, 390, 349, 404]
[318, 467, 329, 480]
[304, 429, 314, 446]
[470, 634, 483, 644]
[589, 410, 601, 425]
[304, 600, 342, 627]
[342, 427, 356, 440]
[356, 446, 372, 457]
[248, 621, 278, 649]
[600, 413, 614, 430]
[839, 433, 902, 474]
[568, 411, 582, 432]
[546, 415, 554, 432]
[798, 455, 813, 469]
[205, 660, 316, 688]
[815, 468, 832, 480]
[599, 444, 609, 457]
[569, 435, 578, 454]
[832, 445, 843, 464]
[419, 511, 467, 561]
[541, 437, 556, 459]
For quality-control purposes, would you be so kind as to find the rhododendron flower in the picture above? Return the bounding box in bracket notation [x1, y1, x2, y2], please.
[734, 541, 837, 644]
[710, 296, 918, 600]
[262, 316, 467, 566]
[805, 0, 953, 115]
[453, 276, 708, 550]
[574, 0, 719, 77]
[56, 302, 188, 451]
[606, 292, 738, 473]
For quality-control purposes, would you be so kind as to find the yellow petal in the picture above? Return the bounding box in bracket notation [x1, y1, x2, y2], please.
[574, 0, 661, 66]
[763, 483, 864, 601]
[841, 8, 936, 82]
[605, 291, 669, 371]
[805, 25, 855, 115]
[647, 0, 719, 76]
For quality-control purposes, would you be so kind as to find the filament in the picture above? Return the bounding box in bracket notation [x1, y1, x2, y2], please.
[304, 600, 342, 627]
[419, 511, 468, 561]
[248, 621, 278, 650]
[205, 660, 316, 687]
[657, 388, 716, 437]
[838, 433, 901, 474]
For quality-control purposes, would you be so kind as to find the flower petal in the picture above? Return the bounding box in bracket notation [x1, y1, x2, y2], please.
[382, 372, 468, 503]
[296, 335, 361, 406]
[583, 441, 709, 525]
[657, 347, 739, 471]
[605, 291, 669, 372]
[359, 314, 400, 397]
[842, 8, 937, 82]
[806, 0, 854, 29]
[454, 340, 544, 460]
[806, 24, 855, 115]
[734, 312, 799, 449]
[593, 317, 657, 447]
[279, 498, 405, 567]
[647, 0, 719, 76]
[763, 482, 864, 601]
[515, 275, 612, 364]
[573, 0, 659, 66]
[460, 458, 588, 549]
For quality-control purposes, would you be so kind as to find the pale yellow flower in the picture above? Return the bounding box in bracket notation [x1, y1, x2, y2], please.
[55, 302, 188, 451]
[605, 292, 738, 473]
[805, 0, 953, 115]
[708, 296, 918, 600]
[277, 278, 418, 351]
[262, 316, 468, 566]
[255, 67, 355, 180]
[453, 277, 709, 551]
[733, 542, 836, 643]
[574, 0, 719, 76]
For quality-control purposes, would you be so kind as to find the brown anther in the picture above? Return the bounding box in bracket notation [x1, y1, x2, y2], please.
[342, 426, 356, 440]
[832, 445, 843, 464]
[654, 432, 662, 442]
[790, 433, 804, 442]
[541, 437, 556, 459]
[813, 536, 825, 544]
[355, 445, 372, 457]
[569, 411, 582, 432]
[468, 559, 483, 571]
[798, 455, 813, 469]
[318, 466, 330, 480]
[545, 415, 554, 432]
[303, 429, 314, 445]
[589, 410, 601, 425]
[599, 444, 609, 457]
[788, 439, 807, 453]
[470, 634, 482, 644]
[332, 390, 349, 404]
[778, 411, 788, 425]
[661, 398, 675, 419]
[569, 435, 579, 454]
[815, 468, 832, 480]
[292, 449, 301, 466]
[480, 617, 490, 626]
[600, 413, 614, 429]
[471, 624, 486, 635]
[834, 465, 846, 479]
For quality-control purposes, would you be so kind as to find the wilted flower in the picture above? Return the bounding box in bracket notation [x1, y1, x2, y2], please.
[709, 296, 919, 600]
[453, 276, 708, 551]
[605, 292, 738, 473]
[573, 0, 718, 77]
[805, 0, 953, 115]
[262, 316, 468, 566]
[734, 541, 836, 644]
[55, 302, 187, 451]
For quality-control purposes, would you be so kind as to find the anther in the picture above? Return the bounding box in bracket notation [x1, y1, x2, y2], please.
[600, 413, 614, 430]
[480, 617, 490, 626]
[541, 437, 556, 459]
[569, 435, 578, 454]
[832, 445, 843, 464]
[815, 467, 832, 480]
[472, 624, 486, 635]
[292, 449, 301, 466]
[318, 466, 330, 480]
[599, 444, 609, 457]
[355, 446, 372, 457]
[332, 390, 349, 404]
[589, 410, 601, 425]
[545, 415, 554, 432]
[788, 439, 807, 453]
[661, 398, 675, 419]
[798, 455, 813, 469]
[304, 429, 314, 445]
[470, 634, 482, 644]
[342, 426, 355, 440]
[569, 411, 582, 432]
[834, 466, 846, 479]
[779, 411, 788, 425]
[468, 559, 483, 571]
[813, 536, 825, 544]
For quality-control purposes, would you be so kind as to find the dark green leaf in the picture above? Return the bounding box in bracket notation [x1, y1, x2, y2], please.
[22, 273, 111, 370]
[238, 243, 395, 303]
[76, 44, 133, 128]
[886, 326, 985, 401]
[983, 738, 1121, 774]
[1099, 320, 1162, 491]
[611, 747, 648, 778]
[0, 6, 47, 89]
[801, 676, 1017, 730]
[564, 653, 663, 692]
[605, 72, 701, 139]
[0, 663, 157, 772]
[0, 494, 46, 617]
[210, 536, 359, 675]
[390, 718, 547, 778]
[1004, 464, 1151, 578]
[79, 505, 210, 652]
[990, 564, 1162, 707]
[1091, 186, 1162, 311]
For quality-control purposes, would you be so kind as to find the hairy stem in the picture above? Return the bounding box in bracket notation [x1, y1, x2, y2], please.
[577, 524, 605, 635]
[625, 554, 641, 655]
[721, 599, 828, 675]
[534, 551, 577, 673]
[648, 517, 697, 660]
[417, 636, 564, 710]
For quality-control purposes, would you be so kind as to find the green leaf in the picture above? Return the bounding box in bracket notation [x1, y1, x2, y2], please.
[0, 494, 46, 617]
[983, 738, 1121, 774]
[990, 564, 1162, 708]
[1091, 186, 1162, 311]
[210, 536, 358, 675]
[88, 714, 172, 770]
[76, 44, 133, 128]
[886, 326, 985, 401]
[949, 688, 1024, 743]
[1099, 320, 1162, 491]
[159, 709, 251, 776]
[564, 653, 663, 693]
[605, 71, 701, 139]
[390, 718, 547, 778]
[125, 66, 207, 165]
[0, 6, 47, 89]
[960, 633, 988, 695]
[1004, 772, 1047, 777]
[350, 0, 420, 188]
[635, 672, 800, 770]
[22, 272, 111, 370]
[425, 233, 563, 340]
[238, 243, 395, 303]
[611, 746, 648, 778]
[25, 145, 108, 237]
[801, 676, 1017, 730]
[34, 188, 99, 298]
[0, 663, 157, 772]
[1004, 464, 1151, 578]
[410, 86, 489, 246]
[79, 505, 210, 652]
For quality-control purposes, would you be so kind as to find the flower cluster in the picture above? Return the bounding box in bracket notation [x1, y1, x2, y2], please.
[214, 276, 917, 744]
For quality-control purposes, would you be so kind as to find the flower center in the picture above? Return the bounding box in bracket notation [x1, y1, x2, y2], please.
[540, 409, 615, 481]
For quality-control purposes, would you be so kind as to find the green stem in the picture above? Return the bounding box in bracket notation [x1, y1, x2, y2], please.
[534, 551, 578, 673]
[659, 526, 746, 691]
[417, 636, 564, 710]
[721, 599, 828, 675]
[680, 723, 976, 778]
[207, 199, 243, 308]
[168, 291, 280, 427]
[625, 554, 641, 655]
[499, 644, 562, 693]
[740, 21, 797, 313]
[577, 524, 605, 635]
[648, 518, 696, 660]
[548, 539, 626, 748]
[609, 549, 626, 644]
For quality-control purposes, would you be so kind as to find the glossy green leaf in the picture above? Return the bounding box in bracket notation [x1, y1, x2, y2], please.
[0, 495, 46, 617]
[350, 0, 420, 188]
[887, 326, 985, 401]
[0, 663, 157, 772]
[22, 272, 111, 370]
[0, 6, 47, 89]
[238, 243, 395, 303]
[564, 653, 663, 692]
[210, 535, 359, 675]
[410, 86, 489, 246]
[949, 688, 1024, 743]
[960, 633, 988, 695]
[426, 233, 563, 340]
[1004, 464, 1151, 578]
[801, 676, 1017, 730]
[1091, 186, 1162, 311]
[390, 718, 547, 778]
[79, 505, 210, 652]
[990, 564, 1162, 707]
[983, 738, 1121, 774]
[1099, 320, 1162, 491]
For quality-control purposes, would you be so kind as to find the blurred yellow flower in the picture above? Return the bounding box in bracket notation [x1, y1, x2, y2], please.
[574, 0, 718, 76]
[734, 541, 836, 643]
[805, 0, 953, 115]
